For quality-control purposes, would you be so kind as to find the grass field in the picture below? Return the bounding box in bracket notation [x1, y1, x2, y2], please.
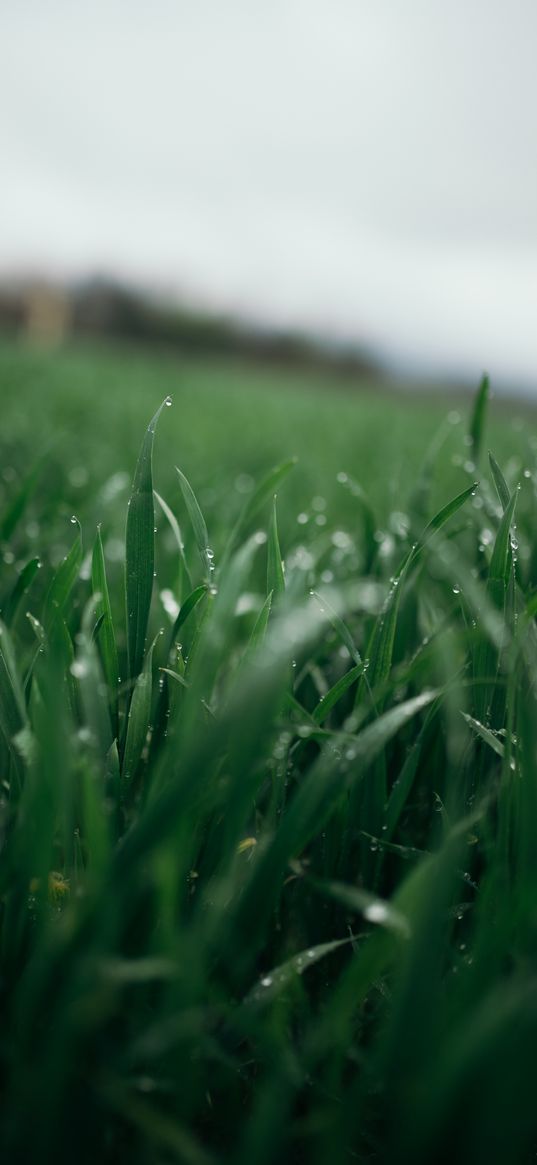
[1, 337, 537, 1163]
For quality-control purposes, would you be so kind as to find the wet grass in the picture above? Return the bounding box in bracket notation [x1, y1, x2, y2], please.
[1, 340, 537, 1163]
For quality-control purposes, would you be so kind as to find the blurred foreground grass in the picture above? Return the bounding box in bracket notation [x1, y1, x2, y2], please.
[1, 339, 537, 1163]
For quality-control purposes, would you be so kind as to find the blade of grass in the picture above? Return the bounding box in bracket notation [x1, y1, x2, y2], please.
[267, 497, 285, 599]
[176, 466, 213, 581]
[92, 526, 119, 736]
[468, 373, 490, 464]
[126, 398, 169, 682]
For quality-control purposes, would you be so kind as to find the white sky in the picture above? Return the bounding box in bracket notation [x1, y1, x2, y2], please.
[2, 0, 537, 386]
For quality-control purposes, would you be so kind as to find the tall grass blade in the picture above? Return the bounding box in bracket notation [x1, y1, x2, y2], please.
[125, 399, 168, 681]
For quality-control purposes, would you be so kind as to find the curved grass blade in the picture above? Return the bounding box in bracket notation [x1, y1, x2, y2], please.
[171, 583, 208, 640]
[247, 591, 273, 653]
[337, 471, 376, 570]
[92, 526, 119, 735]
[122, 633, 159, 786]
[126, 399, 169, 681]
[245, 936, 350, 1006]
[267, 497, 285, 599]
[176, 466, 213, 581]
[313, 662, 364, 724]
[43, 521, 82, 634]
[224, 456, 297, 562]
[72, 599, 114, 760]
[309, 877, 410, 938]
[462, 711, 505, 759]
[0, 619, 28, 748]
[0, 462, 41, 543]
[473, 488, 517, 725]
[3, 556, 40, 625]
[489, 451, 510, 513]
[154, 488, 192, 595]
[489, 488, 517, 582]
[468, 373, 490, 464]
[358, 483, 478, 707]
[311, 590, 362, 667]
[417, 481, 479, 549]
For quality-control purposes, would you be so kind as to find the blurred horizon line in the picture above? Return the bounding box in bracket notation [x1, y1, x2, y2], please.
[1, 264, 533, 399]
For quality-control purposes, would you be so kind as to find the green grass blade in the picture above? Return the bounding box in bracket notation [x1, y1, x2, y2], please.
[171, 584, 208, 640]
[245, 937, 350, 1006]
[309, 877, 410, 938]
[224, 457, 297, 561]
[489, 451, 510, 513]
[468, 373, 490, 464]
[417, 481, 479, 548]
[92, 527, 119, 735]
[0, 462, 41, 543]
[42, 521, 82, 634]
[313, 663, 364, 724]
[126, 399, 169, 681]
[462, 711, 505, 758]
[2, 557, 41, 625]
[267, 497, 285, 599]
[176, 466, 213, 581]
[122, 633, 159, 785]
[0, 619, 28, 748]
[489, 488, 517, 582]
[154, 488, 192, 594]
[247, 592, 273, 653]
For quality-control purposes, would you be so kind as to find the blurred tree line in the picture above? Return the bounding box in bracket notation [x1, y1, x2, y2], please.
[0, 275, 378, 376]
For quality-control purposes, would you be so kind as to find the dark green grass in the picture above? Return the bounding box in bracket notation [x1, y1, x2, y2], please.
[1, 340, 537, 1163]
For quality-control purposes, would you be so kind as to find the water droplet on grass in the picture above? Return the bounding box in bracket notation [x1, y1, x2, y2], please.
[364, 902, 388, 923]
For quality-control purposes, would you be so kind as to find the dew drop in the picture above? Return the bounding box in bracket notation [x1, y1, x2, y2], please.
[364, 902, 388, 923]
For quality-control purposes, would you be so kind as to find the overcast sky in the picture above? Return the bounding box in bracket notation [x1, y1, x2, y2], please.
[2, 0, 537, 386]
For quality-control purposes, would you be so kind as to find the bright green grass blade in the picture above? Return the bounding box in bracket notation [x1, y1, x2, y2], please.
[72, 599, 114, 760]
[383, 709, 437, 839]
[170, 583, 208, 640]
[336, 471, 376, 569]
[309, 877, 410, 938]
[468, 373, 490, 464]
[247, 591, 273, 653]
[313, 663, 364, 724]
[489, 486, 517, 582]
[472, 488, 518, 724]
[489, 451, 510, 513]
[462, 712, 505, 758]
[225, 456, 297, 561]
[288, 690, 437, 852]
[228, 691, 437, 948]
[358, 556, 412, 703]
[122, 633, 159, 785]
[360, 483, 478, 706]
[417, 481, 479, 548]
[267, 497, 285, 599]
[0, 462, 40, 543]
[0, 619, 28, 748]
[154, 488, 192, 594]
[42, 521, 82, 634]
[160, 666, 188, 688]
[245, 936, 350, 1006]
[176, 466, 213, 581]
[311, 590, 362, 666]
[126, 399, 169, 681]
[91, 527, 119, 734]
[2, 557, 40, 625]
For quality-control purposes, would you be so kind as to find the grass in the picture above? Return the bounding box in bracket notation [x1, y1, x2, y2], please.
[1, 339, 537, 1162]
